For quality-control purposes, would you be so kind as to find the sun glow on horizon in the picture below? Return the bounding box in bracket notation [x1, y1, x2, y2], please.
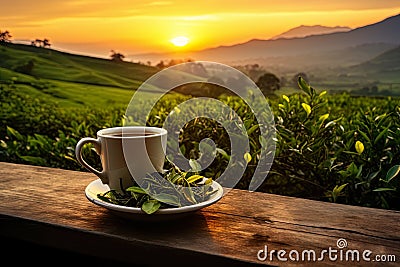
[170, 36, 190, 47]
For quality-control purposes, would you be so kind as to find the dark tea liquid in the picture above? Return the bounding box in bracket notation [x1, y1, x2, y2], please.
[105, 132, 157, 137]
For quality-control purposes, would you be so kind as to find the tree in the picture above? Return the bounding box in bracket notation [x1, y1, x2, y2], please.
[156, 60, 165, 69]
[110, 50, 125, 62]
[0, 30, 12, 42]
[256, 72, 280, 96]
[42, 39, 51, 48]
[31, 39, 51, 48]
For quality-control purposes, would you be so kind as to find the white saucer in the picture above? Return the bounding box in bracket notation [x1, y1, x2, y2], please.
[85, 178, 224, 221]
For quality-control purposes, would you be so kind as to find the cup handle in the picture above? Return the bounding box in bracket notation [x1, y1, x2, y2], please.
[75, 137, 108, 184]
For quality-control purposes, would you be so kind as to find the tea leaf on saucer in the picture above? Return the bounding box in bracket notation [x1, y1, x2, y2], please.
[153, 193, 181, 206]
[189, 159, 202, 172]
[96, 164, 217, 214]
[126, 186, 147, 194]
[186, 174, 204, 184]
[141, 200, 161, 214]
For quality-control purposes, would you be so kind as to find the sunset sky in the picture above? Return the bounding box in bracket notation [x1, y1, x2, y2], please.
[2, 1, 400, 59]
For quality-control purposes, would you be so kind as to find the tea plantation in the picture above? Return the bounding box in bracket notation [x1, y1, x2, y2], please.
[1, 43, 399, 210]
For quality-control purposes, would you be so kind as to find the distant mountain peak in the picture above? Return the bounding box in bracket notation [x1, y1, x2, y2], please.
[271, 25, 352, 40]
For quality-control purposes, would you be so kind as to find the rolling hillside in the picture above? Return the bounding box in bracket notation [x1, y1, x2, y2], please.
[0, 43, 158, 89]
[306, 45, 400, 95]
[0, 43, 168, 108]
[347, 45, 400, 81]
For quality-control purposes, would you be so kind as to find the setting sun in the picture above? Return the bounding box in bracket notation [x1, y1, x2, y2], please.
[170, 36, 189, 47]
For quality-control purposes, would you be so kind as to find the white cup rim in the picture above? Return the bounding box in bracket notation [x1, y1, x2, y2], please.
[97, 126, 167, 139]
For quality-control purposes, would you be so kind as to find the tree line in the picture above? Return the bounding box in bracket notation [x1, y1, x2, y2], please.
[31, 38, 51, 48]
[0, 29, 52, 48]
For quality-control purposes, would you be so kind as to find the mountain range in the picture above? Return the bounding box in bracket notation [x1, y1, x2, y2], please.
[271, 25, 351, 40]
[132, 14, 400, 75]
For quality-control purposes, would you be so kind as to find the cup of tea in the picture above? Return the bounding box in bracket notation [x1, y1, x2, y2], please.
[75, 126, 167, 191]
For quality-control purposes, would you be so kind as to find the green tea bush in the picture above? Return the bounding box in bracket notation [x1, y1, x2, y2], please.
[1, 79, 399, 210]
[261, 78, 400, 209]
[0, 84, 124, 170]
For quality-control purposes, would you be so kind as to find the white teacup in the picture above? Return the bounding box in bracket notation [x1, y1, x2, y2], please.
[75, 126, 167, 191]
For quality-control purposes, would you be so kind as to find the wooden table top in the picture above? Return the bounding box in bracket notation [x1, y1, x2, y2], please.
[0, 161, 399, 266]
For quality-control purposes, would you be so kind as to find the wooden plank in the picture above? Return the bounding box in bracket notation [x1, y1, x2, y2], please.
[0, 161, 399, 266]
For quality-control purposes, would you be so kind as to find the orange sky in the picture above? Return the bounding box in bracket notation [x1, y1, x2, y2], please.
[2, 1, 400, 58]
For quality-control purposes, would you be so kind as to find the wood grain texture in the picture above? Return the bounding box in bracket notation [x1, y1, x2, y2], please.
[0, 162, 399, 266]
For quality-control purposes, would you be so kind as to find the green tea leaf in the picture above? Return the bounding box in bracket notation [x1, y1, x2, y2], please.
[6, 126, 24, 141]
[141, 200, 161, 214]
[126, 186, 147, 194]
[63, 155, 76, 161]
[374, 113, 387, 122]
[298, 76, 311, 96]
[189, 159, 202, 172]
[18, 155, 46, 165]
[319, 114, 329, 122]
[384, 165, 400, 183]
[339, 162, 358, 178]
[301, 103, 311, 116]
[182, 187, 197, 204]
[205, 178, 213, 185]
[186, 174, 204, 184]
[246, 125, 259, 135]
[332, 183, 348, 202]
[282, 94, 290, 103]
[34, 134, 50, 148]
[153, 193, 181, 206]
[357, 129, 371, 144]
[368, 170, 381, 181]
[334, 183, 348, 194]
[97, 194, 116, 204]
[180, 144, 186, 155]
[169, 173, 182, 184]
[374, 126, 389, 144]
[216, 148, 230, 161]
[373, 188, 396, 192]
